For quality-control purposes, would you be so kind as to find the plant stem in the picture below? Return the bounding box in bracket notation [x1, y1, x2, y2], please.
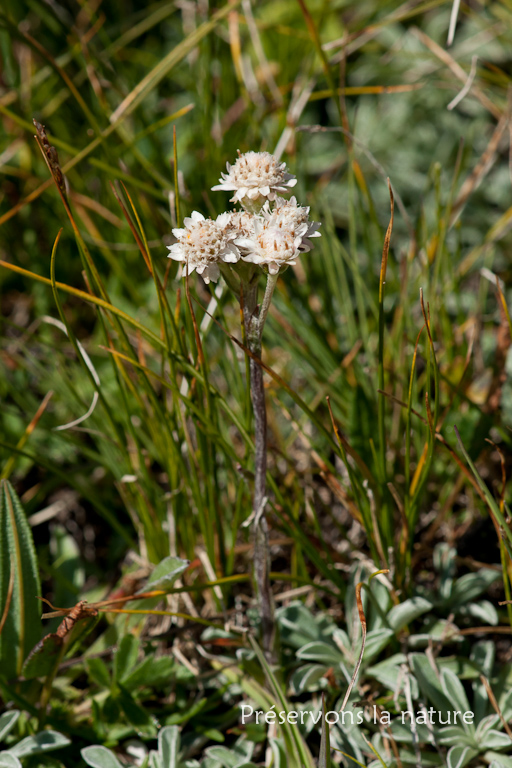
[243, 274, 276, 659]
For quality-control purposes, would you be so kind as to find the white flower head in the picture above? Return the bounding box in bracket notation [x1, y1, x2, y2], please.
[212, 150, 297, 207]
[224, 209, 259, 239]
[234, 200, 321, 275]
[167, 211, 240, 284]
[263, 196, 321, 252]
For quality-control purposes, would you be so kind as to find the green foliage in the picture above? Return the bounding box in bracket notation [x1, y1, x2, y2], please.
[0, 714, 70, 768]
[1, 0, 512, 765]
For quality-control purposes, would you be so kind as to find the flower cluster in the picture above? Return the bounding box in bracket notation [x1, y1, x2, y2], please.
[167, 151, 320, 284]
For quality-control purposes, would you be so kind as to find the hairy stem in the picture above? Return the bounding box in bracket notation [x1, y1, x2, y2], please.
[243, 276, 275, 659]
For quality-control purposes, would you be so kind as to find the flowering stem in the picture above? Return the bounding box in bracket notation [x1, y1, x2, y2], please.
[257, 271, 278, 333]
[243, 275, 276, 660]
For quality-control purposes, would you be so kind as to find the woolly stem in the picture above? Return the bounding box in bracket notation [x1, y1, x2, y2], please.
[243, 274, 276, 659]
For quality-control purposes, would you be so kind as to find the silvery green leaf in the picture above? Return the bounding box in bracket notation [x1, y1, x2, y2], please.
[470, 640, 495, 678]
[296, 641, 343, 665]
[440, 668, 472, 730]
[276, 602, 334, 648]
[475, 714, 500, 741]
[449, 570, 500, 607]
[433, 543, 456, 600]
[204, 747, 249, 768]
[436, 726, 474, 747]
[268, 739, 287, 768]
[408, 619, 461, 649]
[366, 654, 411, 694]
[472, 677, 488, 726]
[437, 656, 480, 679]
[480, 730, 512, 750]
[81, 746, 129, 768]
[158, 726, 180, 768]
[486, 756, 512, 768]
[229, 739, 253, 761]
[367, 577, 391, 629]
[125, 741, 148, 766]
[409, 654, 451, 716]
[390, 748, 443, 766]
[290, 664, 329, 695]
[500, 687, 512, 720]
[0, 713, 19, 743]
[388, 720, 432, 744]
[330, 712, 366, 761]
[446, 745, 478, 768]
[332, 629, 351, 660]
[231, 765, 258, 768]
[363, 628, 394, 661]
[387, 596, 433, 632]
[291, 703, 321, 736]
[10, 731, 70, 757]
[204, 747, 258, 768]
[0, 753, 22, 768]
[458, 600, 498, 625]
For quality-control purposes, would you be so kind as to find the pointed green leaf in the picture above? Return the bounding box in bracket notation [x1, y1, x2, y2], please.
[159, 726, 180, 768]
[0, 712, 19, 742]
[0, 480, 41, 676]
[446, 745, 477, 768]
[81, 746, 124, 768]
[114, 634, 139, 683]
[409, 653, 451, 717]
[10, 731, 70, 757]
[0, 753, 22, 768]
[136, 557, 190, 594]
[116, 684, 157, 737]
[296, 641, 343, 665]
[387, 597, 433, 632]
[22, 634, 63, 680]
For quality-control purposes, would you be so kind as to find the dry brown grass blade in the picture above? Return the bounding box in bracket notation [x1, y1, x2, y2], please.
[339, 570, 389, 713]
[456, 625, 512, 635]
[379, 178, 394, 303]
[309, 84, 423, 100]
[479, 675, 512, 740]
[109, 181, 153, 274]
